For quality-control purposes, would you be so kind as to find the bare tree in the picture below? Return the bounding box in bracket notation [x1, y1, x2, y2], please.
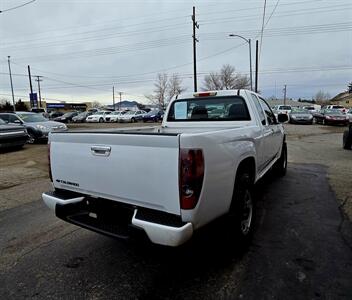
[167, 74, 186, 103]
[203, 72, 223, 90]
[91, 101, 102, 108]
[314, 90, 331, 104]
[147, 73, 186, 108]
[202, 64, 250, 90]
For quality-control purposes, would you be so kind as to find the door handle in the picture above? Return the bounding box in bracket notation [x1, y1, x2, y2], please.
[91, 145, 111, 156]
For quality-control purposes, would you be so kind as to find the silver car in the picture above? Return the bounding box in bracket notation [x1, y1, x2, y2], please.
[0, 112, 67, 143]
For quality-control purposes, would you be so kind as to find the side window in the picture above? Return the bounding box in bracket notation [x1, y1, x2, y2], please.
[259, 97, 276, 125]
[9, 115, 19, 123]
[250, 94, 266, 125]
[0, 114, 9, 122]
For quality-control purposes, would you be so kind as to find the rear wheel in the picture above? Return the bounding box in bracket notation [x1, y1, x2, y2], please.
[27, 132, 36, 144]
[131, 118, 135, 123]
[273, 142, 287, 176]
[99, 118, 104, 123]
[343, 130, 352, 149]
[228, 171, 254, 246]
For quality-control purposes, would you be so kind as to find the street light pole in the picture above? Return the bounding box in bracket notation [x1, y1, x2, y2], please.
[228, 34, 253, 91]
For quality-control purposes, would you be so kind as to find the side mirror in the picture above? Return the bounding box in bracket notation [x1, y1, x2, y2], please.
[14, 119, 22, 124]
[277, 114, 288, 123]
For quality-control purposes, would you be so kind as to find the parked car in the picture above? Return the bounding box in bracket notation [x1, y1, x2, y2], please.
[289, 108, 313, 125]
[325, 105, 347, 114]
[118, 110, 146, 123]
[0, 118, 28, 149]
[0, 112, 67, 143]
[54, 111, 79, 123]
[343, 122, 352, 150]
[86, 111, 111, 123]
[143, 110, 164, 122]
[43, 89, 289, 247]
[313, 109, 349, 126]
[72, 111, 92, 123]
[104, 111, 125, 122]
[272, 105, 292, 115]
[49, 111, 64, 119]
[303, 105, 321, 114]
[347, 108, 352, 122]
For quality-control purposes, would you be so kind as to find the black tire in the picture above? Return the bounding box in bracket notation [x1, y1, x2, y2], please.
[99, 118, 104, 123]
[273, 142, 287, 176]
[343, 130, 352, 150]
[322, 119, 325, 125]
[131, 118, 135, 123]
[27, 132, 36, 144]
[227, 171, 254, 246]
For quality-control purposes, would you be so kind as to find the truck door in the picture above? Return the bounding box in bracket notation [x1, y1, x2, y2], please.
[249, 94, 267, 172]
[259, 97, 282, 164]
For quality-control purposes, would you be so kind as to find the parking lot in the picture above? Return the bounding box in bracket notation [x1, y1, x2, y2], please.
[1, 122, 351, 299]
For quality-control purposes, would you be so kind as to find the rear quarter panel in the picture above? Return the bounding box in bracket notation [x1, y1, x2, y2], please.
[180, 126, 260, 229]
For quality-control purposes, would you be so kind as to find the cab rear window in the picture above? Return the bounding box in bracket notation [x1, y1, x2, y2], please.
[167, 96, 250, 122]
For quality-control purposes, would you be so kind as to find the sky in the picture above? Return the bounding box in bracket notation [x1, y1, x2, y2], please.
[0, 0, 351, 105]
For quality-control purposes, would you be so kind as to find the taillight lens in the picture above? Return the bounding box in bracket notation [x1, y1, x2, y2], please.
[48, 142, 53, 182]
[179, 149, 204, 210]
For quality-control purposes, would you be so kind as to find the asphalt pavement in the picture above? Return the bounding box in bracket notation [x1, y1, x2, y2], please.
[0, 163, 351, 299]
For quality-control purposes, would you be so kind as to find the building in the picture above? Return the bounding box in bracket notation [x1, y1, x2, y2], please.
[330, 92, 352, 108]
[266, 99, 307, 108]
[46, 102, 88, 112]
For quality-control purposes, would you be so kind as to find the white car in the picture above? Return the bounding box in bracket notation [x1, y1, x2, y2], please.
[347, 108, 352, 122]
[272, 105, 292, 115]
[325, 105, 347, 114]
[303, 105, 321, 114]
[86, 111, 111, 123]
[104, 111, 125, 122]
[118, 110, 146, 123]
[43, 89, 288, 247]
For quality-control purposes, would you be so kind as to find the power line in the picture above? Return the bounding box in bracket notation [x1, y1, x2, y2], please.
[0, 0, 36, 13]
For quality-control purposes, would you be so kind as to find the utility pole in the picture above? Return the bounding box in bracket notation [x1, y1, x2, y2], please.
[35, 76, 43, 108]
[27, 65, 35, 108]
[112, 86, 115, 109]
[255, 40, 259, 93]
[119, 91, 122, 110]
[283, 85, 287, 105]
[192, 6, 199, 92]
[7, 56, 16, 111]
[248, 38, 253, 91]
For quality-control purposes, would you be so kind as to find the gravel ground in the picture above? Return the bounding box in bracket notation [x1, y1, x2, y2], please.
[0, 122, 351, 219]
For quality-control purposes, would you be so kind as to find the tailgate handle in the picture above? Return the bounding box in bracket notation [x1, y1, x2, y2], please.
[91, 146, 111, 156]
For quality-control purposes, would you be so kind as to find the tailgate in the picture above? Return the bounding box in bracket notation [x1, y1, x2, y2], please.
[50, 132, 181, 215]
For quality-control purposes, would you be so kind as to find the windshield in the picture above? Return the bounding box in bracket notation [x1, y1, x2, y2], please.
[77, 112, 88, 117]
[167, 96, 250, 122]
[279, 106, 291, 110]
[17, 113, 48, 122]
[125, 111, 135, 115]
[147, 111, 160, 116]
[325, 110, 343, 115]
[63, 112, 76, 117]
[291, 109, 309, 114]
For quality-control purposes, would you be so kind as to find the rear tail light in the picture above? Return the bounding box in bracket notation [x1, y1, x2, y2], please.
[193, 91, 217, 97]
[179, 149, 204, 210]
[48, 142, 53, 182]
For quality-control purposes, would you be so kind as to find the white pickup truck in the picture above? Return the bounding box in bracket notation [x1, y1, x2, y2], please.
[43, 90, 288, 247]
